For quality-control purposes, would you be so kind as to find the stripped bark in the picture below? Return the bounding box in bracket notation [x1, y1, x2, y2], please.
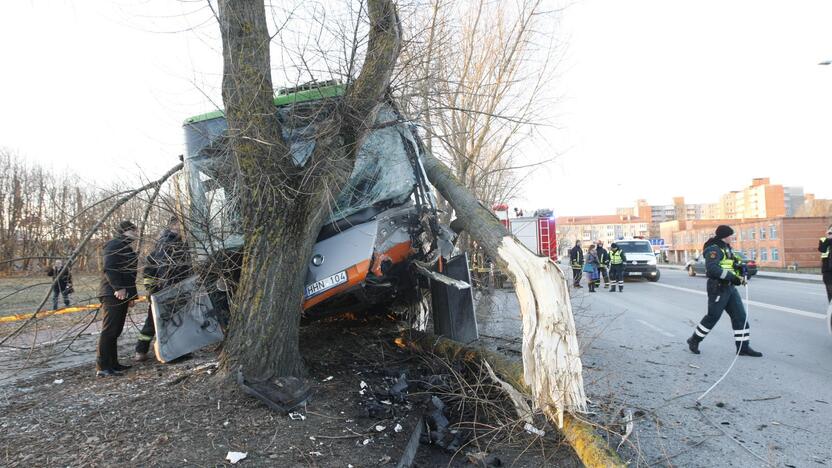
[421, 150, 585, 428]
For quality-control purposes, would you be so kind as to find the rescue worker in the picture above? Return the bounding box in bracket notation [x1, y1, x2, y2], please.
[96, 220, 139, 377]
[569, 240, 584, 288]
[595, 240, 610, 288]
[135, 217, 191, 362]
[46, 259, 73, 310]
[608, 243, 626, 292]
[686, 225, 762, 357]
[818, 226, 832, 302]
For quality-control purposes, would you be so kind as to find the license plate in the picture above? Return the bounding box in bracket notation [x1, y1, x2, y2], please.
[627, 271, 642, 276]
[305, 270, 348, 299]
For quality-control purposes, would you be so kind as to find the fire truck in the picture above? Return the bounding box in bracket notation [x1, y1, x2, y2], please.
[471, 206, 557, 289]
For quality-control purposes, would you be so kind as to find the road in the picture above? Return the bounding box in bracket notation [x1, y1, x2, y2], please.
[476, 267, 832, 467]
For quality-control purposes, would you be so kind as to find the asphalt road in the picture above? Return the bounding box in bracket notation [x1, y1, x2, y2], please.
[475, 267, 832, 467]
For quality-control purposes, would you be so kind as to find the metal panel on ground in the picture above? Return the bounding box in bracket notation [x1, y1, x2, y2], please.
[430, 253, 478, 343]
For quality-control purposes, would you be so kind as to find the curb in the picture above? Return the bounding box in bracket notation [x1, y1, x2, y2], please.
[399, 333, 626, 468]
[660, 265, 824, 284]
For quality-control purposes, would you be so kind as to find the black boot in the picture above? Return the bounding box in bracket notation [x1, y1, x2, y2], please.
[737, 342, 763, 357]
[687, 334, 701, 354]
[609, 285, 616, 292]
[618, 284, 623, 292]
[589, 283, 596, 292]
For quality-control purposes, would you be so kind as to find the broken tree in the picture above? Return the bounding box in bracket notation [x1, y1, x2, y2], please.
[216, 0, 401, 379]
[421, 150, 586, 427]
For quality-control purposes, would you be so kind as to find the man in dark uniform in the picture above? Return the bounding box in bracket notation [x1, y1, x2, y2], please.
[686, 225, 762, 357]
[135, 217, 191, 362]
[96, 220, 139, 377]
[46, 259, 73, 310]
[568, 240, 584, 288]
[818, 226, 832, 302]
[135, 217, 191, 361]
[608, 243, 626, 292]
[595, 240, 610, 288]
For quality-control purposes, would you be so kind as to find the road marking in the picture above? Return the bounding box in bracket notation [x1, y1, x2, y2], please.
[637, 319, 675, 337]
[650, 282, 825, 320]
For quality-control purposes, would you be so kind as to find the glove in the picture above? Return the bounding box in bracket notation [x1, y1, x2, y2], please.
[731, 275, 746, 286]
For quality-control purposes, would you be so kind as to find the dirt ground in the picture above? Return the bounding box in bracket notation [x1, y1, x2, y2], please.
[0, 318, 579, 467]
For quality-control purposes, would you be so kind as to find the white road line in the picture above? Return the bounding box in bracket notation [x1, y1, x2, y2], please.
[650, 282, 825, 320]
[636, 319, 675, 337]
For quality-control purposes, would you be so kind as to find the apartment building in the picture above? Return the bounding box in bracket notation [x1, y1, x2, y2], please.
[556, 215, 650, 255]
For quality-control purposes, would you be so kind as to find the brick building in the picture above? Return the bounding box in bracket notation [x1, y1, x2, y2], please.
[664, 217, 832, 268]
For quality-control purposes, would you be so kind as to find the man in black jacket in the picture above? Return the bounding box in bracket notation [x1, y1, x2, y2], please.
[96, 220, 139, 377]
[135, 217, 191, 361]
[569, 240, 584, 288]
[818, 226, 832, 302]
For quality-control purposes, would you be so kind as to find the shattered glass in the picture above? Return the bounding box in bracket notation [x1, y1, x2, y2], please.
[183, 102, 420, 251]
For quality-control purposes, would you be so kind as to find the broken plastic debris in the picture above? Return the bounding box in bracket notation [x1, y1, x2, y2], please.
[362, 438, 371, 445]
[375, 425, 386, 432]
[223, 421, 230, 426]
[308, 451, 323, 456]
[394, 423, 403, 433]
[309, 436, 316, 441]
[359, 389, 366, 395]
[323, 376, 333, 382]
[380, 400, 392, 405]
[360, 381, 368, 389]
[53, 379, 64, 384]
[225, 451, 247, 464]
[524, 423, 545, 437]
[289, 412, 306, 421]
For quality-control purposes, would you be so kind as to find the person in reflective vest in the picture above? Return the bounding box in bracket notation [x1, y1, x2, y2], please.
[608, 243, 627, 292]
[569, 240, 584, 288]
[595, 240, 610, 288]
[818, 226, 832, 302]
[687, 225, 762, 357]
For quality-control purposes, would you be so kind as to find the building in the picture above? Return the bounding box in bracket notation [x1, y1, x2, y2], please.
[556, 215, 650, 255]
[665, 217, 832, 268]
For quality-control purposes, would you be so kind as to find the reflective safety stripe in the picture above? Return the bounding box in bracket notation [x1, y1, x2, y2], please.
[719, 270, 728, 279]
[733, 329, 750, 335]
[697, 324, 711, 333]
[695, 324, 710, 337]
[735, 336, 750, 342]
[137, 333, 153, 342]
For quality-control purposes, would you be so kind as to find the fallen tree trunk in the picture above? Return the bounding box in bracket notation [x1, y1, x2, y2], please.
[421, 151, 586, 428]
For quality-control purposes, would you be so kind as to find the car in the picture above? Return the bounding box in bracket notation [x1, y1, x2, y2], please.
[685, 252, 757, 278]
[615, 239, 660, 282]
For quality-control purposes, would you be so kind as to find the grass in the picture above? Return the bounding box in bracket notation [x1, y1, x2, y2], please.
[0, 274, 102, 318]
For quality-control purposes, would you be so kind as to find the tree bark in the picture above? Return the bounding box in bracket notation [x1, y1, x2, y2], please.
[421, 150, 586, 428]
[217, 0, 401, 380]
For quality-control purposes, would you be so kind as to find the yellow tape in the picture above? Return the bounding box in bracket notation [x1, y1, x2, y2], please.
[0, 296, 148, 323]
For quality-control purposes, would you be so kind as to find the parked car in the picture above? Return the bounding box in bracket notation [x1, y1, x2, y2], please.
[685, 252, 757, 278]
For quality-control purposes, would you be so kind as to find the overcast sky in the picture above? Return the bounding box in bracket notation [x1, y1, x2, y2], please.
[2, 1, 831, 214]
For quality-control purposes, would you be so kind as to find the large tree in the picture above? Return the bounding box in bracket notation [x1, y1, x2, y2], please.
[216, 0, 401, 379]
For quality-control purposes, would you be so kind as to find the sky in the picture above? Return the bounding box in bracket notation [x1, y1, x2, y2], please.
[2, 1, 832, 214]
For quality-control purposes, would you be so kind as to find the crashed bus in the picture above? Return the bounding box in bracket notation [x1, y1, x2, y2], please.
[150, 82, 476, 362]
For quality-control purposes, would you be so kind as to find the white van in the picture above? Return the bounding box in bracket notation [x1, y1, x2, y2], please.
[614, 239, 660, 282]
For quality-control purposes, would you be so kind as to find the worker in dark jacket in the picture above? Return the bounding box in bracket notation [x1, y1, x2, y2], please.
[96, 220, 139, 377]
[569, 240, 584, 288]
[687, 225, 762, 357]
[595, 240, 610, 288]
[47, 259, 73, 310]
[608, 243, 627, 292]
[818, 226, 832, 302]
[135, 217, 191, 361]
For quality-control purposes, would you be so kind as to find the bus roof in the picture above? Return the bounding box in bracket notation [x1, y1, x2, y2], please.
[183, 83, 345, 125]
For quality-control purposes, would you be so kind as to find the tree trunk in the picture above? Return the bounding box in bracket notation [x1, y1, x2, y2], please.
[217, 0, 401, 380]
[421, 150, 586, 428]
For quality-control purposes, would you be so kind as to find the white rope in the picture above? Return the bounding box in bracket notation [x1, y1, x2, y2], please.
[696, 279, 749, 402]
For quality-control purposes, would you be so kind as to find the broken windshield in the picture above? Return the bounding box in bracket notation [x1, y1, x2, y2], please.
[183, 102, 419, 253]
